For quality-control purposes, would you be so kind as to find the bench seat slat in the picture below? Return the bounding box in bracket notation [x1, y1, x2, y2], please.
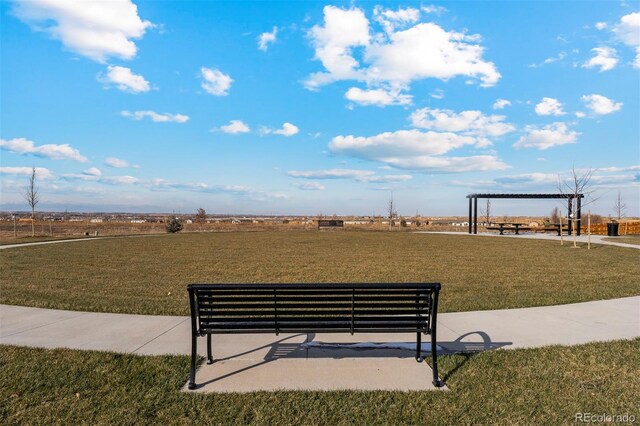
[202, 316, 426, 323]
[190, 283, 439, 291]
[197, 309, 428, 316]
[195, 289, 433, 297]
[196, 295, 432, 303]
[198, 302, 431, 310]
[201, 322, 427, 330]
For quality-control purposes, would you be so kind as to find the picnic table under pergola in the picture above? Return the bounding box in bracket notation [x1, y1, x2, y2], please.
[466, 193, 584, 235]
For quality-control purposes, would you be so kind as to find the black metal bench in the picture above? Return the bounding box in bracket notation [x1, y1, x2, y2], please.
[187, 283, 443, 389]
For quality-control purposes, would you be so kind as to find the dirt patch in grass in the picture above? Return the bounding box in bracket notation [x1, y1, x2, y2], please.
[1, 339, 638, 424]
[1, 231, 638, 315]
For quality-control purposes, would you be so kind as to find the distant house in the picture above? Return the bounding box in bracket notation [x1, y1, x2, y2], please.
[90, 218, 104, 223]
[130, 219, 146, 223]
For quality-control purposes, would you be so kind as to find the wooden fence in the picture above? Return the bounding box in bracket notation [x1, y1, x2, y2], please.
[581, 220, 640, 236]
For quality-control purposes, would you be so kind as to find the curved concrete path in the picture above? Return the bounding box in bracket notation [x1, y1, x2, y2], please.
[0, 234, 165, 250]
[2, 231, 638, 250]
[415, 231, 640, 249]
[2, 297, 638, 392]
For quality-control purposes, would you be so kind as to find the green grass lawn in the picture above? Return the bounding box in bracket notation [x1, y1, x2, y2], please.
[1, 231, 638, 315]
[1, 339, 638, 425]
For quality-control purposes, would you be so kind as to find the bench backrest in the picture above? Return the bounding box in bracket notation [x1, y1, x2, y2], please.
[188, 283, 440, 335]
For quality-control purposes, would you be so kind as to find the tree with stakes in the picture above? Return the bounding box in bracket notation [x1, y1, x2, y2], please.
[24, 167, 39, 237]
[195, 208, 207, 230]
[480, 199, 491, 226]
[556, 167, 598, 248]
[613, 192, 626, 220]
[387, 196, 397, 231]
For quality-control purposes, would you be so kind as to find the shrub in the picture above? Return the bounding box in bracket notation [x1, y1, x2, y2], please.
[166, 217, 183, 233]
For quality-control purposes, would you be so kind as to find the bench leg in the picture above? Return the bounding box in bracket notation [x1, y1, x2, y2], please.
[188, 333, 197, 390]
[431, 330, 444, 388]
[207, 334, 214, 364]
[416, 331, 423, 362]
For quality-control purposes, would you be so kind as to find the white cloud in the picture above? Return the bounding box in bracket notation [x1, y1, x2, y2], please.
[575, 111, 587, 118]
[83, 167, 102, 177]
[0, 166, 54, 179]
[430, 89, 444, 99]
[514, 122, 579, 150]
[121, 110, 189, 123]
[421, 5, 447, 14]
[492, 99, 511, 109]
[288, 169, 375, 180]
[296, 182, 326, 190]
[101, 175, 139, 185]
[365, 23, 500, 88]
[257, 26, 278, 51]
[305, 5, 500, 98]
[105, 157, 137, 168]
[306, 6, 370, 89]
[409, 108, 515, 137]
[613, 13, 640, 68]
[373, 6, 420, 34]
[200, 67, 233, 96]
[98, 65, 150, 93]
[582, 46, 618, 71]
[595, 22, 608, 30]
[12, 0, 152, 62]
[581, 94, 623, 115]
[328, 129, 508, 172]
[0, 137, 88, 162]
[380, 155, 508, 172]
[364, 174, 413, 183]
[529, 52, 566, 68]
[262, 122, 299, 137]
[219, 120, 251, 134]
[345, 87, 412, 106]
[331, 130, 477, 157]
[288, 168, 413, 183]
[534, 97, 565, 116]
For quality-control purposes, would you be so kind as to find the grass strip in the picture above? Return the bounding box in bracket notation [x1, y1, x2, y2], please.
[1, 339, 638, 425]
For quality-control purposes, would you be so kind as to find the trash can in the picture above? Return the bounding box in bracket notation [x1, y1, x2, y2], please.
[607, 222, 619, 236]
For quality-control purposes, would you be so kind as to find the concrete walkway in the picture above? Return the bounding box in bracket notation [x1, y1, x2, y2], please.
[2, 232, 638, 251]
[416, 231, 640, 249]
[0, 234, 165, 250]
[2, 297, 638, 392]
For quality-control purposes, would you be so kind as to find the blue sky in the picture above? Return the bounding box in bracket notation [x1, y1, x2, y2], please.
[1, 1, 639, 216]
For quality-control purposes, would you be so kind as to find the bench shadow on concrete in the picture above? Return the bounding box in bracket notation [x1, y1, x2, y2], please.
[193, 331, 511, 389]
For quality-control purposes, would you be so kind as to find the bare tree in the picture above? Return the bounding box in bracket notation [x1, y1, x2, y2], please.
[556, 167, 598, 247]
[613, 191, 627, 220]
[24, 167, 40, 237]
[480, 199, 491, 226]
[387, 197, 397, 230]
[195, 208, 207, 230]
[549, 207, 560, 224]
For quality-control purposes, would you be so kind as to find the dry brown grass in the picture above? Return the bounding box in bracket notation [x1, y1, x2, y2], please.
[1, 231, 638, 315]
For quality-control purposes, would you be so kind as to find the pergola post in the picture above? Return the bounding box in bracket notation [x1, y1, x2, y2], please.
[468, 197, 472, 234]
[577, 196, 582, 236]
[473, 197, 478, 234]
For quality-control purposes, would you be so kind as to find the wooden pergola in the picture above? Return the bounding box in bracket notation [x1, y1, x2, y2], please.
[466, 193, 585, 235]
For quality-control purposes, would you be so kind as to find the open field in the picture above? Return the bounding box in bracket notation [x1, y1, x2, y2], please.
[1, 232, 638, 315]
[2, 339, 638, 425]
